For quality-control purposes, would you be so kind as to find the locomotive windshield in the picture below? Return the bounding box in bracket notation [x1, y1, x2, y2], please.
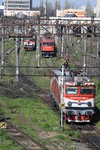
[66, 87, 78, 94]
[43, 42, 53, 46]
[24, 38, 30, 40]
[80, 87, 92, 95]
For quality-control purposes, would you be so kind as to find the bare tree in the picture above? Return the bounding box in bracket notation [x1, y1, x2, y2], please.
[70, 2, 75, 8]
[85, 0, 94, 17]
[64, 0, 70, 9]
[46, 0, 54, 17]
[40, 0, 45, 17]
[55, 0, 60, 10]
[54, 0, 61, 16]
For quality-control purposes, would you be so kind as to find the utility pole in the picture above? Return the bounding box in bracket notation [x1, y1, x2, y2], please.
[97, 37, 99, 86]
[97, 37, 99, 58]
[98, 51, 100, 89]
[66, 27, 69, 56]
[36, 17, 40, 67]
[61, 26, 64, 57]
[57, 26, 60, 57]
[37, 28, 40, 68]
[36, 35, 38, 59]
[60, 65, 65, 131]
[1, 26, 5, 77]
[83, 36, 87, 73]
[15, 26, 19, 82]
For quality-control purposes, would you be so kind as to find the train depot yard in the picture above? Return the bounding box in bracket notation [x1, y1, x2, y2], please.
[0, 15, 100, 150]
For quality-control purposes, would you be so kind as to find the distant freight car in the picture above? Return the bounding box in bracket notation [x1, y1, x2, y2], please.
[50, 65, 95, 123]
[41, 38, 56, 57]
[24, 38, 36, 51]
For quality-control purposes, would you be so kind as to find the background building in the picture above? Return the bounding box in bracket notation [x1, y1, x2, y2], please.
[0, 5, 4, 16]
[96, 0, 100, 17]
[56, 9, 85, 17]
[4, 10, 40, 16]
[4, 0, 32, 11]
[4, 0, 40, 16]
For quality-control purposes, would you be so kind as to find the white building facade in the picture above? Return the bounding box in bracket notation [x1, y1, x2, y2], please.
[96, 0, 100, 17]
[56, 9, 85, 17]
[4, 0, 40, 16]
[4, 0, 32, 11]
[0, 5, 4, 15]
[4, 10, 40, 16]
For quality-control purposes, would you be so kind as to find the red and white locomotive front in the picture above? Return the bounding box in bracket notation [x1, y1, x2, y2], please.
[50, 66, 95, 123]
[63, 77, 95, 122]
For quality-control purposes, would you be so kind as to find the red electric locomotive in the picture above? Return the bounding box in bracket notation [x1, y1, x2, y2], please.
[50, 64, 95, 123]
[41, 38, 56, 57]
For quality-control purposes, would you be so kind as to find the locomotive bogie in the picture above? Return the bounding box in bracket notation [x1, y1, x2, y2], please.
[42, 51, 55, 57]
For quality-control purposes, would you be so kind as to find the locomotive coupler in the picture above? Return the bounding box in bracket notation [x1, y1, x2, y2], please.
[77, 113, 81, 121]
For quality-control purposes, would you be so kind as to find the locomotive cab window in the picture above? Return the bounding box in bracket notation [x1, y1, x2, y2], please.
[80, 87, 92, 95]
[66, 87, 78, 94]
[43, 42, 53, 46]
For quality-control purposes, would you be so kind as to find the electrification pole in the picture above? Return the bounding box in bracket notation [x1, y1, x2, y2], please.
[61, 26, 64, 57]
[60, 65, 64, 130]
[97, 37, 99, 58]
[1, 26, 5, 77]
[66, 27, 69, 56]
[83, 36, 87, 73]
[98, 51, 100, 89]
[15, 26, 19, 82]
[37, 28, 40, 68]
[97, 37, 99, 88]
[36, 17, 40, 67]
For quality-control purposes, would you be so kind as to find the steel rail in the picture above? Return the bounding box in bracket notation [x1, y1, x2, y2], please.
[86, 136, 100, 150]
[0, 114, 49, 150]
[70, 124, 100, 150]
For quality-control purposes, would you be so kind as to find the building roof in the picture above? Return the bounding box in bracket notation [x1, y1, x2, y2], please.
[64, 13, 77, 17]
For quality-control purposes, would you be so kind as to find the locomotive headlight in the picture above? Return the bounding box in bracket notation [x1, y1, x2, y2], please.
[88, 102, 92, 107]
[68, 101, 72, 107]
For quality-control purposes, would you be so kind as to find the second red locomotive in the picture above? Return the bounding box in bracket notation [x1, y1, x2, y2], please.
[41, 38, 56, 57]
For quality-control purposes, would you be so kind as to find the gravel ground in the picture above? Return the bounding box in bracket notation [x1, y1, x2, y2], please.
[75, 142, 92, 150]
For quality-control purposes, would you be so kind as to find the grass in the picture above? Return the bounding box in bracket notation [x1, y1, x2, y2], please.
[0, 37, 100, 149]
[0, 131, 23, 150]
[0, 95, 78, 149]
[91, 78, 100, 128]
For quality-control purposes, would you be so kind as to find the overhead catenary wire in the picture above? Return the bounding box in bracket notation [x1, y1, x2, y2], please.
[2, 65, 100, 68]
[1, 74, 100, 77]
[1, 17, 100, 80]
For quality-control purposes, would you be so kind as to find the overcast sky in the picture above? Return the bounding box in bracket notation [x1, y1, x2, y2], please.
[0, 0, 97, 8]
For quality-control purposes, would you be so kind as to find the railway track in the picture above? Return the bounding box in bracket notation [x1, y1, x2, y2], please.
[19, 72, 100, 150]
[82, 125, 100, 150]
[0, 115, 49, 150]
[2, 51, 100, 150]
[84, 132, 100, 150]
[19, 72, 57, 111]
[1, 68, 100, 150]
[19, 74, 100, 150]
[0, 53, 56, 149]
[70, 123, 100, 150]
